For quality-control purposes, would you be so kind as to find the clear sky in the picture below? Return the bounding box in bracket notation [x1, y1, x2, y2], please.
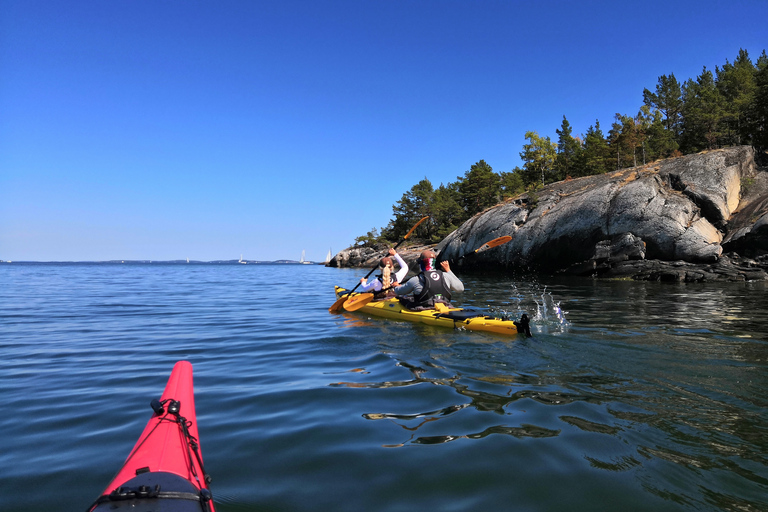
[1, 0, 766, 262]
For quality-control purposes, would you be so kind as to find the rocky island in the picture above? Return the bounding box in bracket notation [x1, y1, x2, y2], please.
[330, 146, 768, 282]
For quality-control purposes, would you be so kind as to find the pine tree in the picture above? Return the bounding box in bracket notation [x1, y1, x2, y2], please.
[431, 182, 464, 241]
[457, 160, 501, 217]
[716, 49, 758, 146]
[582, 120, 610, 175]
[681, 67, 726, 151]
[643, 73, 683, 142]
[500, 169, 525, 197]
[752, 50, 768, 153]
[554, 116, 583, 180]
[388, 178, 434, 240]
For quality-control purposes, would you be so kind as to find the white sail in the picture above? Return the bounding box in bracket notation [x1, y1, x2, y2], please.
[325, 248, 332, 263]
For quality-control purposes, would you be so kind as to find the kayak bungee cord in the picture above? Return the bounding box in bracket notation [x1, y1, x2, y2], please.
[87, 397, 214, 512]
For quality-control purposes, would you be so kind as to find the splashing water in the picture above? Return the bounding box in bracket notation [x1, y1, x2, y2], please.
[487, 283, 570, 334]
[532, 286, 570, 332]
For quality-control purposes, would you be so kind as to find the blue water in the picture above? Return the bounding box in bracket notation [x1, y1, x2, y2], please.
[1, 263, 767, 511]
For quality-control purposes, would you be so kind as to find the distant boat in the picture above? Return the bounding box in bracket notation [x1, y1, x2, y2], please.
[239, 254, 246, 264]
[187, 258, 189, 263]
[300, 250, 312, 264]
[324, 248, 332, 264]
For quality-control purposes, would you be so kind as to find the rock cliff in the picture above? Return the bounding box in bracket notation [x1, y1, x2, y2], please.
[332, 146, 768, 282]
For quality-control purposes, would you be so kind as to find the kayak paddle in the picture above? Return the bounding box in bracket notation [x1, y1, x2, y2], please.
[342, 293, 374, 311]
[329, 216, 430, 313]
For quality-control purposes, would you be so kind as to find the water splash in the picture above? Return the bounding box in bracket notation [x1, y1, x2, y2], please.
[488, 284, 570, 334]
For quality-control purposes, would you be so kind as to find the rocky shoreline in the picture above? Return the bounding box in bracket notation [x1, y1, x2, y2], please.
[329, 147, 768, 283]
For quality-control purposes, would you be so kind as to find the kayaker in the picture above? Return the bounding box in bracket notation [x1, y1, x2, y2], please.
[393, 249, 464, 310]
[359, 248, 408, 296]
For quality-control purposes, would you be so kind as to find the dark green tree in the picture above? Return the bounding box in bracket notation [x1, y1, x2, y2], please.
[752, 50, 768, 153]
[643, 73, 683, 142]
[387, 178, 435, 240]
[581, 120, 610, 175]
[716, 49, 758, 146]
[643, 107, 679, 160]
[500, 168, 525, 197]
[554, 115, 583, 180]
[457, 160, 501, 216]
[681, 67, 725, 151]
[430, 182, 465, 241]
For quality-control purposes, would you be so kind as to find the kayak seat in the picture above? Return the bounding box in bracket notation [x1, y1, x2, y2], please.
[435, 310, 486, 321]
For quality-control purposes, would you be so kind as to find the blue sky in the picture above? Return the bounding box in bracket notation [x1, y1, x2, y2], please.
[1, 0, 766, 262]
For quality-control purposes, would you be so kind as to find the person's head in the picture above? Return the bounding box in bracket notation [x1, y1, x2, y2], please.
[419, 250, 436, 272]
[379, 256, 393, 269]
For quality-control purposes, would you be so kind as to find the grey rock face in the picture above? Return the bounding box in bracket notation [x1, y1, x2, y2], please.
[436, 146, 767, 280]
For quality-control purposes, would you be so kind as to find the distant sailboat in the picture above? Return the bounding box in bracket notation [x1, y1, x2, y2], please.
[187, 258, 189, 263]
[300, 250, 312, 264]
[324, 248, 332, 264]
[239, 254, 246, 264]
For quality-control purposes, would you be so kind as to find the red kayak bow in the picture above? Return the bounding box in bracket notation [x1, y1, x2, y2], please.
[88, 361, 215, 511]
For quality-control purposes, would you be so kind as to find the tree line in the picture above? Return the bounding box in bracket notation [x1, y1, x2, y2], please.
[355, 48, 768, 247]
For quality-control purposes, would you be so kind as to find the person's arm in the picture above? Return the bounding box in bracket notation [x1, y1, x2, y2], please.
[392, 252, 409, 283]
[440, 261, 464, 292]
[359, 278, 381, 293]
[394, 276, 418, 296]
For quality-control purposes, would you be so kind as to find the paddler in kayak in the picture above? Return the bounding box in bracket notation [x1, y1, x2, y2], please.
[359, 248, 408, 298]
[393, 249, 464, 310]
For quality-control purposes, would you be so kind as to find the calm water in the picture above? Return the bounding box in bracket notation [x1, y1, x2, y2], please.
[1, 263, 767, 511]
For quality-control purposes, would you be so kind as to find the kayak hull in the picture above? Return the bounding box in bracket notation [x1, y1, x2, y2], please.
[88, 361, 214, 512]
[334, 286, 520, 336]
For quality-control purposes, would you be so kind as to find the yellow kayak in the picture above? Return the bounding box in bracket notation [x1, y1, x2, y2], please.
[334, 286, 528, 337]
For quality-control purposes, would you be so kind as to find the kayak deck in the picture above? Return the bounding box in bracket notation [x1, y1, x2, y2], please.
[88, 361, 214, 512]
[334, 286, 522, 336]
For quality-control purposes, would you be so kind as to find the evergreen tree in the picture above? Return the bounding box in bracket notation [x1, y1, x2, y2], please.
[716, 49, 758, 146]
[752, 50, 768, 153]
[643, 107, 679, 160]
[608, 116, 624, 170]
[581, 120, 610, 175]
[500, 168, 525, 197]
[457, 160, 502, 217]
[520, 131, 557, 186]
[554, 116, 583, 180]
[681, 67, 725, 151]
[643, 73, 683, 142]
[430, 182, 464, 241]
[388, 178, 435, 240]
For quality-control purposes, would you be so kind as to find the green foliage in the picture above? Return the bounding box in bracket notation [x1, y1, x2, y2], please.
[643, 73, 683, 141]
[354, 228, 381, 247]
[431, 182, 464, 242]
[457, 160, 502, 217]
[500, 168, 525, 198]
[581, 120, 610, 175]
[554, 116, 583, 180]
[754, 51, 768, 153]
[388, 178, 435, 240]
[520, 131, 557, 186]
[682, 67, 726, 151]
